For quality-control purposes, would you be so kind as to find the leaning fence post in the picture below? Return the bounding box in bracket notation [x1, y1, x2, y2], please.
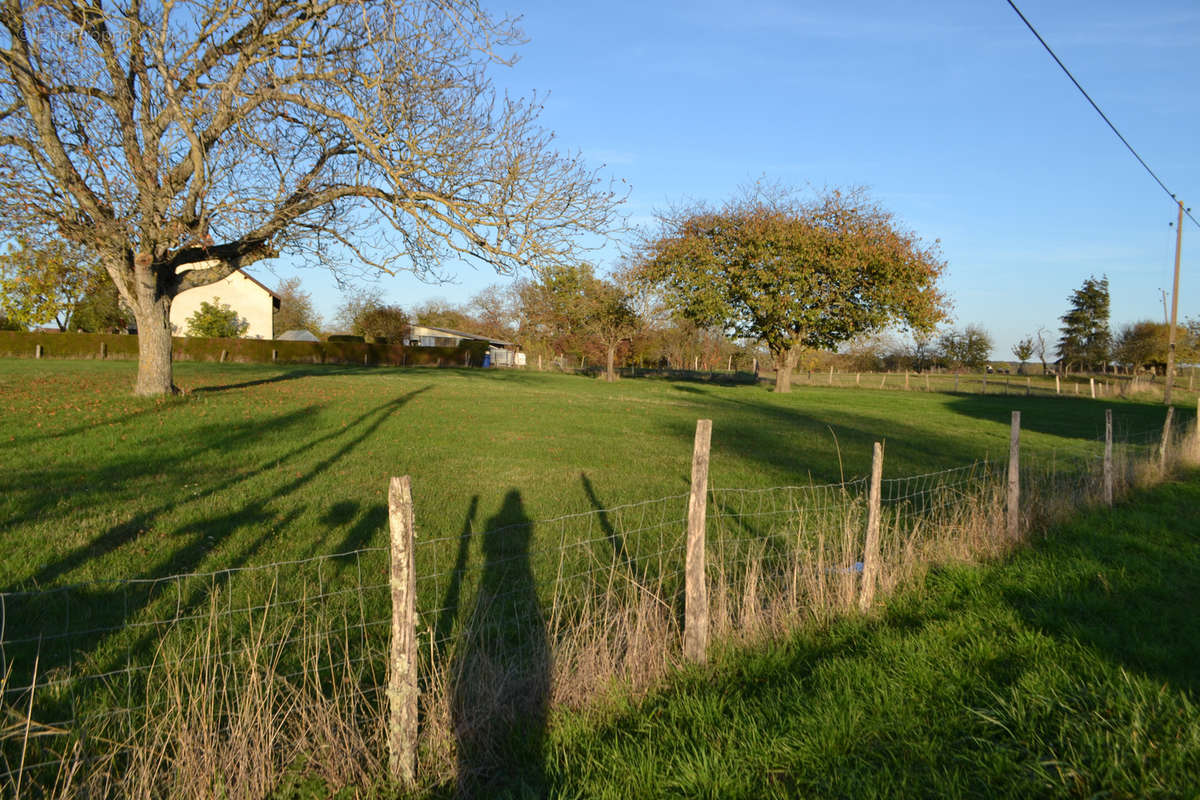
[1104, 409, 1113, 506]
[1160, 407, 1175, 473]
[387, 476, 418, 787]
[1007, 411, 1021, 540]
[859, 442, 884, 611]
[684, 419, 712, 664]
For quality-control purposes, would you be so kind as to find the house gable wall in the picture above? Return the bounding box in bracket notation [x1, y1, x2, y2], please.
[170, 269, 275, 339]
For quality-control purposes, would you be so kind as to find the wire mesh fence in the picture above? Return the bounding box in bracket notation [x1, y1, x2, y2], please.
[0, 414, 1191, 795]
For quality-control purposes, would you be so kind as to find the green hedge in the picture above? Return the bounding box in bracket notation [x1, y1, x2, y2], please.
[0, 331, 491, 368]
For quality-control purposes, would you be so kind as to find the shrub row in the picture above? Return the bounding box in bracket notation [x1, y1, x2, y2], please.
[0, 330, 491, 367]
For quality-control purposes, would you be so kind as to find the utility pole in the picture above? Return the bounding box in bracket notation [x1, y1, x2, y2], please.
[1164, 199, 1184, 405]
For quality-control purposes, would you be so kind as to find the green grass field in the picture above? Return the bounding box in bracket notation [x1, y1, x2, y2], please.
[1, 359, 1194, 797]
[0, 359, 1179, 589]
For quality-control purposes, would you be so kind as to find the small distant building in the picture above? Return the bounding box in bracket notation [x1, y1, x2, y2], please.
[277, 329, 320, 342]
[169, 266, 280, 339]
[408, 324, 521, 366]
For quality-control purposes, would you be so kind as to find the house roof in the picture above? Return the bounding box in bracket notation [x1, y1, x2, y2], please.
[277, 329, 320, 341]
[413, 324, 516, 347]
[238, 270, 281, 301]
[236, 269, 281, 310]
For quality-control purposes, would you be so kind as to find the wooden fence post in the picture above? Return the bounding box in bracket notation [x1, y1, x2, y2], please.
[856, 372, 861, 386]
[100, 342, 107, 359]
[859, 442, 884, 611]
[219, 349, 227, 363]
[35, 343, 42, 359]
[387, 476, 418, 788]
[1055, 374, 1061, 394]
[1160, 407, 1175, 473]
[684, 419, 712, 664]
[904, 371, 910, 390]
[1104, 409, 1113, 506]
[1026, 377, 1031, 396]
[879, 374, 887, 389]
[829, 365, 834, 385]
[925, 374, 930, 392]
[1195, 397, 1200, 451]
[271, 348, 277, 362]
[1007, 411, 1020, 540]
[1090, 377, 1096, 399]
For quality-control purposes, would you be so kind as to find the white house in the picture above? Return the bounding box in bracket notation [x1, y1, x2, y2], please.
[170, 266, 280, 339]
[409, 324, 522, 366]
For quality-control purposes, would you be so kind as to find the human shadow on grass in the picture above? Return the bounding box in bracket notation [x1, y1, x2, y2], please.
[450, 490, 550, 798]
[1000, 477, 1200, 695]
[430, 496, 479, 666]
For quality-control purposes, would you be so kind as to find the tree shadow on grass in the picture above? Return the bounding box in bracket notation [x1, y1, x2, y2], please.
[944, 392, 1175, 444]
[0, 386, 433, 735]
[187, 364, 367, 394]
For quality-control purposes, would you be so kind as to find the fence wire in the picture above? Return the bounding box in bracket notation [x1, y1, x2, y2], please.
[0, 419, 1186, 793]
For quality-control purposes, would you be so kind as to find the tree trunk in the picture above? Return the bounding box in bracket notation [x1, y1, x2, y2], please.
[773, 345, 803, 393]
[130, 262, 178, 396]
[605, 345, 616, 382]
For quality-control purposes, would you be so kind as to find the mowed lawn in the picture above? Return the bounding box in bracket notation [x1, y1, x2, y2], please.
[0, 359, 1179, 590]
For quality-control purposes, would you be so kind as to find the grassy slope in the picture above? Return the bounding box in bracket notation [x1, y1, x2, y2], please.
[537, 477, 1200, 800]
[0, 359, 1178, 589]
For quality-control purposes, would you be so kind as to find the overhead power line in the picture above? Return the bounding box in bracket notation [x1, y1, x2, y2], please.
[1006, 0, 1200, 230]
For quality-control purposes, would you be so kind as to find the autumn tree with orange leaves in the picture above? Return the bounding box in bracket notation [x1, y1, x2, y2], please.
[635, 186, 948, 392]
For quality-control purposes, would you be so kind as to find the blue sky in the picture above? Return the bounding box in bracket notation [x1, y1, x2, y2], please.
[260, 0, 1200, 358]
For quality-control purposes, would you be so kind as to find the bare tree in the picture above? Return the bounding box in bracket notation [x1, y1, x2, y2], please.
[1032, 326, 1050, 374]
[0, 0, 623, 394]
